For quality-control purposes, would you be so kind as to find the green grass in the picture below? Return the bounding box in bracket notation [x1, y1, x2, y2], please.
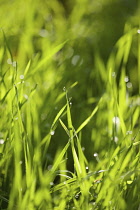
[0, 0, 140, 209]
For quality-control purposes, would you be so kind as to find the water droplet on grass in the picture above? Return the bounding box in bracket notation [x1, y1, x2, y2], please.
[127, 82, 132, 88]
[112, 72, 116, 77]
[63, 87, 66, 92]
[112, 117, 120, 125]
[7, 58, 13, 64]
[12, 61, 17, 67]
[24, 94, 28, 99]
[114, 136, 118, 143]
[50, 182, 54, 186]
[71, 55, 80, 66]
[39, 29, 48, 37]
[50, 130, 55, 135]
[48, 165, 52, 170]
[124, 76, 129, 82]
[20, 75, 24, 80]
[126, 130, 132, 135]
[93, 153, 98, 157]
[0, 139, 4, 144]
[93, 153, 100, 162]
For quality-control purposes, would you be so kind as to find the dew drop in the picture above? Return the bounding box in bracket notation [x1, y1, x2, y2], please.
[112, 117, 120, 125]
[126, 130, 132, 135]
[50, 182, 54, 186]
[12, 61, 17, 67]
[126, 82, 132, 89]
[39, 29, 48, 37]
[7, 58, 13, 65]
[112, 72, 116, 77]
[47, 165, 52, 170]
[50, 130, 55, 135]
[114, 136, 118, 143]
[23, 94, 28, 99]
[20, 75, 24, 80]
[63, 87, 66, 92]
[0, 139, 4, 144]
[71, 55, 80, 66]
[124, 76, 129, 82]
[93, 153, 98, 157]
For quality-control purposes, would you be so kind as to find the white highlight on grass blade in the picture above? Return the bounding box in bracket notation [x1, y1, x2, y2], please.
[20, 75, 24, 79]
[50, 182, 54, 186]
[71, 55, 80, 65]
[0, 139, 4, 144]
[137, 29, 140, 34]
[50, 130, 55, 135]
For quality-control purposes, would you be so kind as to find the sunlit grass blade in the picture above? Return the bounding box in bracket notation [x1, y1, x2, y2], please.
[51, 140, 71, 173]
[76, 105, 98, 134]
[24, 60, 31, 76]
[59, 118, 70, 137]
[27, 40, 68, 77]
[51, 104, 67, 130]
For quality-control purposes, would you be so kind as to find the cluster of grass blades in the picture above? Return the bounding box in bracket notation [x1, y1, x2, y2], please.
[0, 26, 140, 209]
[0, 0, 140, 209]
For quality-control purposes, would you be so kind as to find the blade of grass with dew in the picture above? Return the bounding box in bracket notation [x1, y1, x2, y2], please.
[65, 89, 83, 177]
